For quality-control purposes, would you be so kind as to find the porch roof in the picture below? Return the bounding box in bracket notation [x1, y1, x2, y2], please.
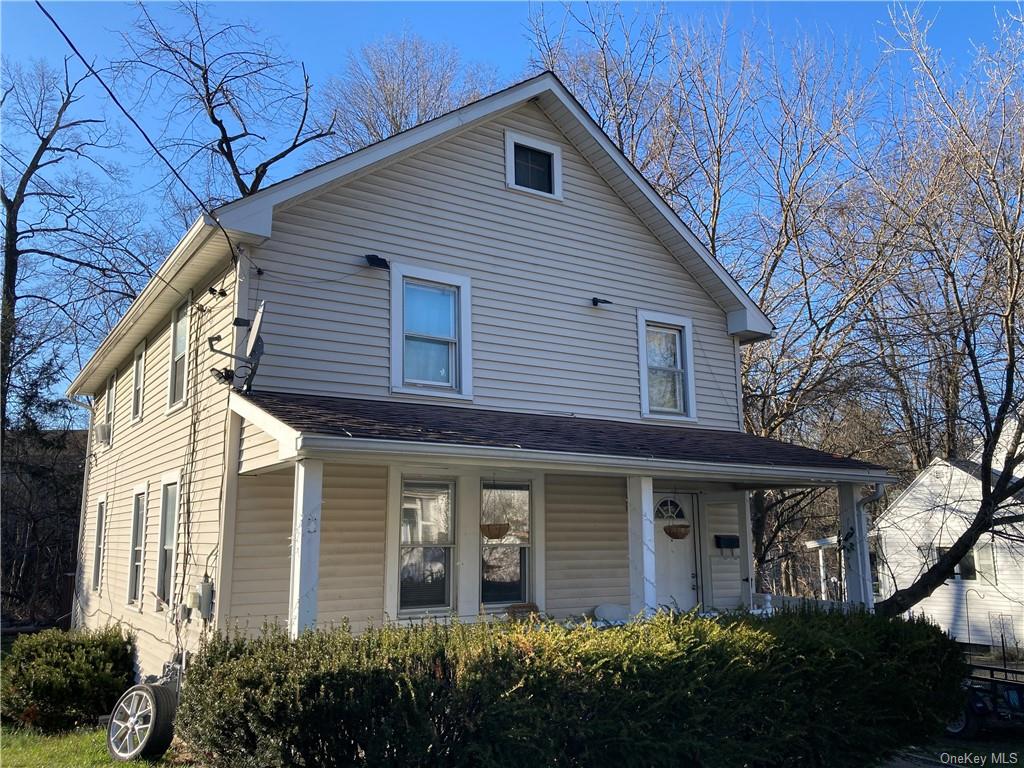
[239, 390, 891, 483]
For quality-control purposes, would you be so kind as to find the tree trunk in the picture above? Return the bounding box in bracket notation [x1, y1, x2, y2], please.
[1, 199, 20, 433]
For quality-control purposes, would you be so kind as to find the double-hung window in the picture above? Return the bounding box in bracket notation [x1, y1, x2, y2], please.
[103, 374, 115, 446]
[92, 500, 106, 591]
[399, 480, 455, 611]
[128, 489, 146, 605]
[131, 343, 145, 421]
[391, 264, 472, 398]
[480, 482, 530, 605]
[638, 310, 696, 420]
[156, 481, 178, 606]
[168, 301, 189, 407]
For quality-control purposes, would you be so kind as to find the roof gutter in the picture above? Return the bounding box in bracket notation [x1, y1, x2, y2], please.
[66, 218, 217, 397]
[294, 433, 896, 485]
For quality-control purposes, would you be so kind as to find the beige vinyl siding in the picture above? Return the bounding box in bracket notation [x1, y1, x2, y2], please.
[879, 461, 1024, 646]
[228, 463, 387, 633]
[76, 264, 236, 677]
[704, 499, 743, 609]
[238, 419, 280, 474]
[544, 474, 629, 617]
[247, 102, 741, 429]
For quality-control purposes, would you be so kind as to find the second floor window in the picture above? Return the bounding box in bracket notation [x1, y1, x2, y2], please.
[169, 301, 188, 407]
[128, 491, 146, 604]
[131, 343, 145, 421]
[638, 310, 696, 420]
[391, 264, 473, 398]
[936, 546, 977, 580]
[404, 280, 458, 388]
[103, 374, 115, 445]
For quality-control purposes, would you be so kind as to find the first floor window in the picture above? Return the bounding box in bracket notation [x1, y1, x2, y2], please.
[157, 482, 178, 604]
[92, 501, 106, 590]
[399, 480, 454, 610]
[480, 482, 530, 604]
[128, 492, 146, 604]
[937, 546, 977, 580]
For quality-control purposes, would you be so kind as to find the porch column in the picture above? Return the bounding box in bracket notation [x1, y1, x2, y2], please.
[838, 483, 873, 609]
[738, 494, 755, 607]
[627, 476, 656, 616]
[288, 459, 323, 638]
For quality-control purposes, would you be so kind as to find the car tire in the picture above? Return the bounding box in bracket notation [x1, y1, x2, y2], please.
[945, 704, 979, 740]
[106, 683, 177, 761]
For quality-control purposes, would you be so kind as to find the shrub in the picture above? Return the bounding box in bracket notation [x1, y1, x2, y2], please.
[178, 609, 964, 768]
[1, 626, 135, 732]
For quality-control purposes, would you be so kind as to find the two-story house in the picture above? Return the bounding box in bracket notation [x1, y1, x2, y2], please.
[68, 73, 892, 676]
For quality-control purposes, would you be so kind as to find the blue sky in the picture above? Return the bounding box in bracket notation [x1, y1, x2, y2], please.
[0, 1, 1009, 215]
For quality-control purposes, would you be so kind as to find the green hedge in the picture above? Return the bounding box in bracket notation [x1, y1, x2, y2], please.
[0, 626, 135, 732]
[178, 609, 964, 768]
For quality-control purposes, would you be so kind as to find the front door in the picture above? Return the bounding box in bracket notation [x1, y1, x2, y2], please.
[654, 493, 699, 611]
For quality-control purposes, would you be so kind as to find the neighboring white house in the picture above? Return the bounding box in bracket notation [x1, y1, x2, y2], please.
[67, 72, 892, 677]
[876, 434, 1023, 650]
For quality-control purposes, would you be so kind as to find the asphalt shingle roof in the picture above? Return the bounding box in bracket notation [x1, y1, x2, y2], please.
[243, 390, 886, 473]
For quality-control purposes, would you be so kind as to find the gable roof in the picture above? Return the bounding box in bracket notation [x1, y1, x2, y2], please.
[238, 390, 891, 484]
[213, 71, 772, 341]
[68, 71, 772, 398]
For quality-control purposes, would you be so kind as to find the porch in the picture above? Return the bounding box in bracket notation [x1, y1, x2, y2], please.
[219, 391, 893, 636]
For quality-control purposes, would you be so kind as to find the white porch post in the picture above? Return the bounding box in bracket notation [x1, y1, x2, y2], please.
[627, 476, 656, 616]
[838, 482, 874, 609]
[738, 493, 755, 607]
[288, 459, 323, 638]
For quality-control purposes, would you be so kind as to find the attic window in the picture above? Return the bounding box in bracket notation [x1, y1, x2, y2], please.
[505, 130, 562, 199]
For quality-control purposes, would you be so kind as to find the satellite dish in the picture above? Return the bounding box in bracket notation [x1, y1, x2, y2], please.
[241, 301, 265, 392]
[246, 301, 265, 358]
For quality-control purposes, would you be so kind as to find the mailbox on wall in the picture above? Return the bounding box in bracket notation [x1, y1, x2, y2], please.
[714, 534, 740, 550]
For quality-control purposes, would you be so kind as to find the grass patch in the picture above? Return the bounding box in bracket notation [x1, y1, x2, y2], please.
[0, 726, 190, 767]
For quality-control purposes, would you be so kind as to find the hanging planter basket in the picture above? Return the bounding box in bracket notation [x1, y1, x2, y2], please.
[663, 523, 692, 540]
[480, 522, 510, 540]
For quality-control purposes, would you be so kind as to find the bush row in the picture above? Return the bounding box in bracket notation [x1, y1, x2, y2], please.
[178, 608, 964, 768]
[1, 626, 135, 732]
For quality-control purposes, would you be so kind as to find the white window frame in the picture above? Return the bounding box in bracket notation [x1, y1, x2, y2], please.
[92, 495, 107, 592]
[390, 263, 473, 400]
[131, 341, 146, 423]
[384, 467, 547, 621]
[127, 483, 148, 608]
[637, 309, 697, 422]
[479, 479, 533, 609]
[504, 129, 563, 200]
[155, 471, 180, 609]
[103, 373, 116, 447]
[395, 476, 458, 616]
[167, 296, 190, 412]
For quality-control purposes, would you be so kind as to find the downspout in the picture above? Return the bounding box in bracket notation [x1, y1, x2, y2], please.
[855, 483, 885, 610]
[68, 395, 94, 628]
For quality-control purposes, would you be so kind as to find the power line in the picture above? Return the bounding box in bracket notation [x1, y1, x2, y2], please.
[34, 0, 241, 266]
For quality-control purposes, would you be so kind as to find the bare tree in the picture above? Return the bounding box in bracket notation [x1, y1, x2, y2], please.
[869, 5, 1024, 615]
[311, 30, 496, 162]
[1, 58, 156, 432]
[117, 1, 335, 220]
